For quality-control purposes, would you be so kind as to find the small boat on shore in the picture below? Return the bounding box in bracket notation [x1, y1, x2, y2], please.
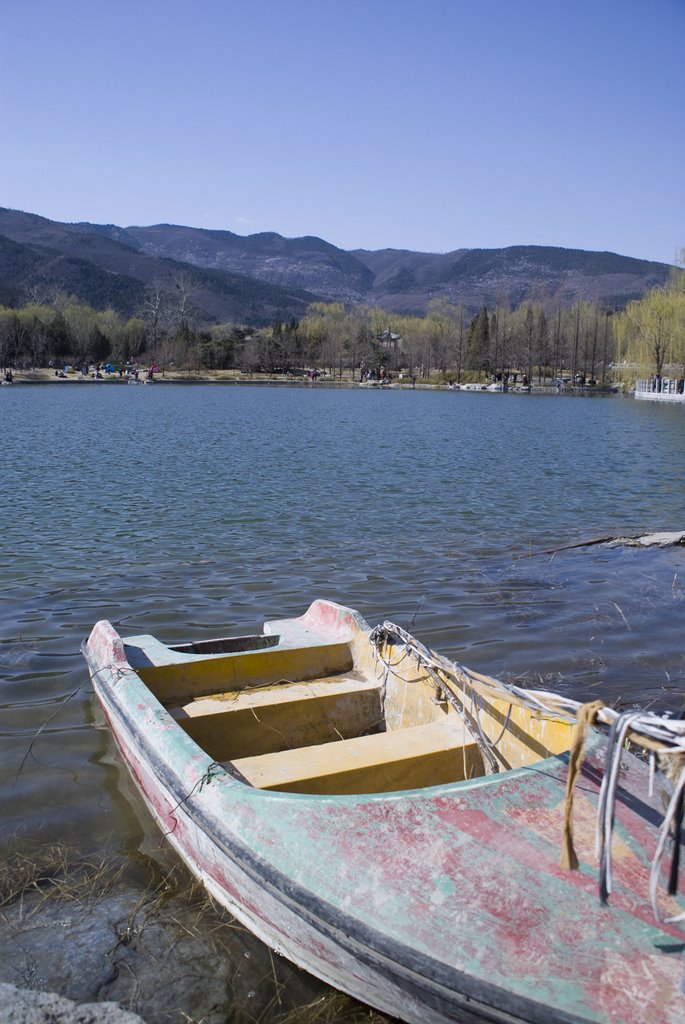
[82, 600, 685, 1024]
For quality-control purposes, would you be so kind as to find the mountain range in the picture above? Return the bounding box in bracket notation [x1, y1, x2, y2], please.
[0, 207, 674, 327]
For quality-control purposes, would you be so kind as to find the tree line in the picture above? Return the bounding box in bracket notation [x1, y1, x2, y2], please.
[613, 264, 685, 382]
[1, 267, 683, 383]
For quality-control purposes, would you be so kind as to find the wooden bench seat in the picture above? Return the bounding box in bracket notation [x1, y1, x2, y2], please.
[138, 640, 354, 703]
[169, 674, 383, 761]
[228, 717, 484, 794]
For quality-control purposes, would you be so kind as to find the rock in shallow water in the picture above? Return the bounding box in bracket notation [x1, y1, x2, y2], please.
[0, 983, 144, 1024]
[0, 852, 333, 1024]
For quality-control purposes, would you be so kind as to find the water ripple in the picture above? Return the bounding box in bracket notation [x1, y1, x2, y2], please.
[1, 384, 684, 847]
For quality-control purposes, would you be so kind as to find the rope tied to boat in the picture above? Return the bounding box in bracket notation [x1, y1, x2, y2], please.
[650, 757, 685, 923]
[370, 620, 685, 920]
[560, 699, 605, 871]
[595, 710, 643, 901]
[369, 622, 501, 773]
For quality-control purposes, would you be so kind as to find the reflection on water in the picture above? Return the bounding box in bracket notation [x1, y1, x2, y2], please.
[1, 383, 684, 1003]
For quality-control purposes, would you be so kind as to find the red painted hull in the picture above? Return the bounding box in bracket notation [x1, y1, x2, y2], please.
[83, 617, 685, 1024]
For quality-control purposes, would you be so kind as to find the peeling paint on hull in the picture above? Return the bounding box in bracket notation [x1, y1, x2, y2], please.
[83, 604, 685, 1024]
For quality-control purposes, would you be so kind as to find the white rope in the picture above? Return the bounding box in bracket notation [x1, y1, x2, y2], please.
[370, 621, 685, 921]
[595, 711, 643, 903]
[650, 763, 685, 924]
[370, 626, 501, 773]
[473, 692, 513, 749]
[370, 621, 685, 754]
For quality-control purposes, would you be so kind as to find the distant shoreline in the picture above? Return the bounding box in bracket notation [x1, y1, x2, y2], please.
[4, 368, 353, 386]
[3, 368, 427, 389]
[2, 369, 624, 396]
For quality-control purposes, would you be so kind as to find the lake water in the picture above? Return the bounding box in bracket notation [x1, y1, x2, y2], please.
[1, 382, 684, 1011]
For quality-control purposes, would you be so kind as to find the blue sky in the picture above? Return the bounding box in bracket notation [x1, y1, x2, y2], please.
[1, 0, 683, 263]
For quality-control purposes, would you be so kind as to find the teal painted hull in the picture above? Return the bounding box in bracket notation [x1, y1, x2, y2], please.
[82, 602, 685, 1024]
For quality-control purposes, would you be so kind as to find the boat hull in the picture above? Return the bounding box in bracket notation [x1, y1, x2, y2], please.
[93, 686, 523, 1023]
[83, 607, 685, 1024]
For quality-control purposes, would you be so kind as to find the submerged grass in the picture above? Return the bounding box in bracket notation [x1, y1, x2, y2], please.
[0, 840, 128, 909]
[266, 993, 392, 1024]
[0, 838, 198, 912]
[0, 841, 395, 1024]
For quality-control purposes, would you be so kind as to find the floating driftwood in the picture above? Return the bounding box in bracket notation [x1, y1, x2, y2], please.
[613, 530, 685, 547]
[517, 530, 685, 558]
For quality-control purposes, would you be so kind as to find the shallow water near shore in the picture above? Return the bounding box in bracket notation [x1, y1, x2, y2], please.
[1, 383, 684, 1016]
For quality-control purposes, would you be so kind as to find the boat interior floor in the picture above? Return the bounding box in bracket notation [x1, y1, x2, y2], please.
[128, 624, 571, 797]
[161, 665, 484, 795]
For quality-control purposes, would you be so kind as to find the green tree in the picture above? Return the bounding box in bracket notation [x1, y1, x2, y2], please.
[96, 309, 124, 364]
[298, 303, 347, 372]
[614, 287, 673, 378]
[123, 318, 147, 361]
[20, 304, 55, 366]
[535, 307, 549, 383]
[465, 307, 490, 378]
[0, 310, 18, 368]
[63, 302, 100, 365]
[426, 299, 463, 379]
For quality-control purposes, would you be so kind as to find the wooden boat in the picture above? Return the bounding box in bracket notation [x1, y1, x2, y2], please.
[82, 600, 685, 1024]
